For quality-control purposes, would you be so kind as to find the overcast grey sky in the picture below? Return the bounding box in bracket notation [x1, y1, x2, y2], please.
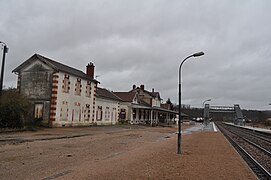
[1, 0, 271, 110]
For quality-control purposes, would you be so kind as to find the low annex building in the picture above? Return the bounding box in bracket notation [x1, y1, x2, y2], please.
[95, 87, 121, 125]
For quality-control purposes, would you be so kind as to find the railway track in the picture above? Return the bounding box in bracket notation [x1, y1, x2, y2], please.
[228, 124, 271, 145]
[215, 122, 271, 180]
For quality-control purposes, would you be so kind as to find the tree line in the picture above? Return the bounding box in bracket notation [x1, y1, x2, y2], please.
[0, 88, 31, 129]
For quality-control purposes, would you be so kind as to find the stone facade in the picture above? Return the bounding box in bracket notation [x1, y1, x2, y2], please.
[52, 71, 97, 127]
[13, 54, 98, 127]
[14, 59, 54, 126]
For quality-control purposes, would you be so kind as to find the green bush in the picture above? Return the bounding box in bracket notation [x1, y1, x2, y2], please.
[0, 89, 30, 128]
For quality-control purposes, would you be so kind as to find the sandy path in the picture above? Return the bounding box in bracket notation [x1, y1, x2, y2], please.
[0, 125, 256, 179]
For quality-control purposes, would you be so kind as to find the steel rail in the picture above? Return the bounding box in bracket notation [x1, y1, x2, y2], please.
[240, 129, 271, 144]
[225, 127, 271, 156]
[224, 123, 271, 143]
[221, 124, 271, 154]
[216, 122, 271, 179]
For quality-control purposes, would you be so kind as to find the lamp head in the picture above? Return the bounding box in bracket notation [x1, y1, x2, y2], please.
[193, 51, 204, 57]
[0, 41, 7, 46]
[5, 47, 9, 53]
[207, 99, 211, 101]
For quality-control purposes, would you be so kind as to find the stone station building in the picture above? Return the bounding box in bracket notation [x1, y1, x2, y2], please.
[13, 54, 177, 127]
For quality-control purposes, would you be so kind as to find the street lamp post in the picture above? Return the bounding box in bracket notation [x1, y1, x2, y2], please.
[0, 41, 8, 96]
[202, 99, 211, 126]
[202, 99, 211, 108]
[178, 51, 204, 154]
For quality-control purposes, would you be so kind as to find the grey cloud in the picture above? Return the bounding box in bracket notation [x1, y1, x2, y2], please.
[1, 0, 271, 110]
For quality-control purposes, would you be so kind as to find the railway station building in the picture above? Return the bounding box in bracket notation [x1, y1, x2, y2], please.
[13, 54, 177, 127]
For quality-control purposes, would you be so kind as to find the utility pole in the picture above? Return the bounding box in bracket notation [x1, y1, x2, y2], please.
[0, 41, 8, 96]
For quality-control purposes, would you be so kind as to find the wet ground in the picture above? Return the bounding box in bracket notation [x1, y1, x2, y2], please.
[0, 123, 255, 179]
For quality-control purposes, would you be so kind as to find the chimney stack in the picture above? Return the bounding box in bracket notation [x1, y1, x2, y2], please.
[140, 84, 144, 91]
[152, 88, 154, 92]
[86, 62, 95, 79]
[132, 84, 136, 90]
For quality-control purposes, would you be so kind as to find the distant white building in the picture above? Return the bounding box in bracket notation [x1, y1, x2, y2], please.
[114, 85, 177, 125]
[113, 91, 139, 124]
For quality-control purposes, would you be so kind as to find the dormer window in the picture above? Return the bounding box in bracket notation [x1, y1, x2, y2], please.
[75, 78, 82, 96]
[62, 74, 70, 93]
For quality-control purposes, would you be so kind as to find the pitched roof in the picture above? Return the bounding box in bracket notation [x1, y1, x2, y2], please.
[96, 87, 122, 101]
[149, 91, 161, 100]
[13, 54, 99, 83]
[131, 87, 162, 100]
[161, 103, 170, 110]
[113, 92, 136, 102]
[139, 99, 152, 107]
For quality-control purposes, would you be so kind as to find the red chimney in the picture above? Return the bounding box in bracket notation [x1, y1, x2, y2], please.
[86, 62, 95, 79]
[140, 84, 144, 91]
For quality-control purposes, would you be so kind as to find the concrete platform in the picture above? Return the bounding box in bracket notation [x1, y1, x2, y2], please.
[225, 122, 271, 134]
[182, 122, 218, 134]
